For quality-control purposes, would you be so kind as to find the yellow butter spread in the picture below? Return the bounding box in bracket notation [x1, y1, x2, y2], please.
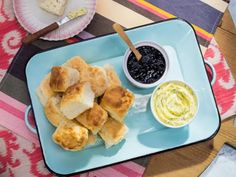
[68, 8, 87, 19]
[152, 81, 198, 127]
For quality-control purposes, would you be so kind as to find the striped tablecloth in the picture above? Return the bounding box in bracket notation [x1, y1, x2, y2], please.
[1, 0, 236, 176]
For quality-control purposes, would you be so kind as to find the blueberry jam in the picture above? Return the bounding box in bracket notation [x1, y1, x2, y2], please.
[127, 45, 166, 84]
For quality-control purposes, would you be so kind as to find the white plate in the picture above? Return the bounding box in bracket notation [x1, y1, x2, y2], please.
[13, 0, 96, 41]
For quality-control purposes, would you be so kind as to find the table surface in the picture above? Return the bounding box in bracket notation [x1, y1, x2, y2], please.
[144, 9, 236, 177]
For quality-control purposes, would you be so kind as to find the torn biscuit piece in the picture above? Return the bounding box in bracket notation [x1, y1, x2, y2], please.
[100, 85, 135, 122]
[52, 119, 88, 151]
[103, 64, 121, 87]
[39, 0, 68, 16]
[65, 56, 108, 97]
[76, 102, 108, 135]
[44, 95, 65, 127]
[87, 66, 108, 97]
[36, 73, 55, 106]
[50, 66, 80, 92]
[60, 82, 95, 119]
[99, 117, 128, 148]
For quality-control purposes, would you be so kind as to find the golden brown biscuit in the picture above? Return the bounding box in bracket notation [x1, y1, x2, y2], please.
[52, 119, 88, 151]
[87, 66, 108, 97]
[98, 117, 128, 148]
[104, 64, 121, 87]
[60, 82, 95, 119]
[100, 86, 135, 122]
[76, 102, 108, 134]
[65, 56, 108, 97]
[87, 132, 97, 146]
[64, 56, 90, 80]
[44, 95, 65, 127]
[36, 73, 55, 106]
[50, 66, 80, 92]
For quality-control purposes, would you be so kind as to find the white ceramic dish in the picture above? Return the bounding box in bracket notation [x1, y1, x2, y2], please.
[150, 80, 199, 128]
[123, 41, 169, 88]
[13, 0, 96, 41]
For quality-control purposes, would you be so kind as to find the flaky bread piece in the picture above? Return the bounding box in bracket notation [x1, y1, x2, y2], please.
[103, 64, 121, 87]
[87, 66, 108, 97]
[76, 102, 108, 134]
[65, 56, 108, 97]
[98, 117, 128, 148]
[60, 82, 95, 119]
[64, 56, 90, 80]
[39, 0, 68, 16]
[52, 119, 88, 151]
[87, 132, 97, 146]
[36, 73, 55, 106]
[100, 86, 135, 122]
[44, 95, 65, 127]
[50, 66, 80, 92]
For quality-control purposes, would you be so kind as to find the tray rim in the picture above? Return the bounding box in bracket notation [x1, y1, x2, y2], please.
[25, 18, 221, 176]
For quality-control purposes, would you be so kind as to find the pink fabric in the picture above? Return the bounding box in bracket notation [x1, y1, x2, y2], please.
[204, 39, 236, 119]
[0, 127, 145, 176]
[0, 0, 26, 81]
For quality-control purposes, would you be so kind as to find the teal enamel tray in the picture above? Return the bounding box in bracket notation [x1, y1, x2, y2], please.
[25, 19, 220, 176]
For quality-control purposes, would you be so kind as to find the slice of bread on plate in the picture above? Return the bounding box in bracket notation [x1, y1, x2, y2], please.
[60, 82, 95, 119]
[98, 117, 128, 148]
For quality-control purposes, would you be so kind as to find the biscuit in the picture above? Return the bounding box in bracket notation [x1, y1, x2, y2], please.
[64, 56, 90, 80]
[65, 56, 108, 97]
[100, 85, 135, 122]
[52, 119, 88, 151]
[98, 117, 128, 148]
[44, 95, 65, 127]
[87, 66, 108, 97]
[87, 132, 97, 146]
[36, 73, 55, 106]
[60, 82, 95, 119]
[104, 64, 121, 87]
[76, 102, 108, 134]
[50, 66, 80, 92]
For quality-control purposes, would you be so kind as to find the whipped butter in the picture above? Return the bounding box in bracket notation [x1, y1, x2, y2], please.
[152, 81, 198, 127]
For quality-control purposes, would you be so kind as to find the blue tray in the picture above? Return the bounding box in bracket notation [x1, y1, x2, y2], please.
[25, 19, 220, 176]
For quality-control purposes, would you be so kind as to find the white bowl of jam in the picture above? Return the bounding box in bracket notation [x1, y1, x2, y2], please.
[150, 80, 199, 128]
[123, 41, 169, 88]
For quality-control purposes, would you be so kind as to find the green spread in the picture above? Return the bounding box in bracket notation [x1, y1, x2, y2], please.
[152, 81, 198, 127]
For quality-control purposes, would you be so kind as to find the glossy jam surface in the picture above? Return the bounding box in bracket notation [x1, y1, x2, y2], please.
[127, 45, 166, 84]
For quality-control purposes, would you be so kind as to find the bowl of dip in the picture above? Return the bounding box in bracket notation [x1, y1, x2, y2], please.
[150, 80, 198, 128]
[123, 41, 169, 88]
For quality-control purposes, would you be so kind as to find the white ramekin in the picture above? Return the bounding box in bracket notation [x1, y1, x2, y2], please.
[150, 80, 199, 128]
[123, 41, 169, 88]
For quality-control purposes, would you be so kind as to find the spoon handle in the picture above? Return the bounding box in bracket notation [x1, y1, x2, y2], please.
[112, 23, 142, 61]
